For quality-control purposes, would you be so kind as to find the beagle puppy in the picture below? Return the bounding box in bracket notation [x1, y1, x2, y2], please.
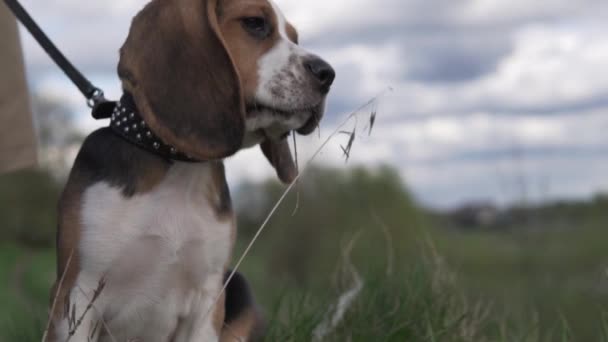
[46, 0, 335, 341]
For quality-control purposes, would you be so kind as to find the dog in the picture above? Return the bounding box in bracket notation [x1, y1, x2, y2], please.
[46, 0, 335, 341]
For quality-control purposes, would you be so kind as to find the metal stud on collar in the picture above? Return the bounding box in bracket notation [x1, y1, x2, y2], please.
[109, 97, 198, 162]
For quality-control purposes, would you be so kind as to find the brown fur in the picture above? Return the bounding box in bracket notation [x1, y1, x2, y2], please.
[214, 291, 228, 335]
[47, 183, 82, 341]
[50, 0, 308, 339]
[286, 23, 299, 44]
[208, 161, 235, 221]
[218, 0, 300, 111]
[135, 162, 170, 194]
[216, 0, 301, 184]
[218, 0, 283, 106]
[47, 129, 172, 341]
[221, 309, 261, 342]
[119, 0, 245, 161]
[261, 139, 297, 184]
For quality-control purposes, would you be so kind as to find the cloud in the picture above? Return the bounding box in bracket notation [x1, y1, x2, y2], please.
[18, 0, 146, 73]
[16, 0, 608, 207]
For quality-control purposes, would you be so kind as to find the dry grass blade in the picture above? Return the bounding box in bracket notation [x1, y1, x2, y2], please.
[339, 130, 356, 163]
[96, 313, 118, 342]
[68, 281, 117, 342]
[369, 107, 377, 136]
[201, 87, 393, 325]
[291, 133, 301, 217]
[66, 278, 107, 342]
[89, 320, 100, 341]
[313, 231, 364, 341]
[42, 249, 74, 342]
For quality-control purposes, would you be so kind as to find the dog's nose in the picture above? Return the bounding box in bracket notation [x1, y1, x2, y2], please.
[304, 57, 336, 94]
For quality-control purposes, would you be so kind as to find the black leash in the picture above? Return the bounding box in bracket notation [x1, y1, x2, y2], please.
[3, 0, 110, 115]
[4, 0, 197, 161]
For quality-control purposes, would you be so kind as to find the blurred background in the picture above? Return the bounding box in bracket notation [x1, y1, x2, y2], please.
[2, 0, 608, 340]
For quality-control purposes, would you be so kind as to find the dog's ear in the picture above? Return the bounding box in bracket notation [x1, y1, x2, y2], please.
[118, 0, 244, 160]
[261, 139, 298, 185]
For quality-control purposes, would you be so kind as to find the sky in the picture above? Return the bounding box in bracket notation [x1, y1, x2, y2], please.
[13, 0, 608, 208]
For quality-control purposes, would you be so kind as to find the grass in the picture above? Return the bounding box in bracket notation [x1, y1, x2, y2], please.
[2, 167, 608, 341]
[0, 243, 53, 342]
[258, 250, 494, 342]
[4, 225, 608, 341]
[432, 221, 608, 341]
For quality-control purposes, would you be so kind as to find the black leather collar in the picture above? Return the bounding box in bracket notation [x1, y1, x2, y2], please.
[104, 93, 199, 163]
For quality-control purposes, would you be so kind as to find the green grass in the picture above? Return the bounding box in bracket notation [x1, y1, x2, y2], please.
[0, 243, 53, 342]
[431, 221, 608, 341]
[4, 227, 608, 341]
[3, 167, 608, 341]
[257, 249, 496, 342]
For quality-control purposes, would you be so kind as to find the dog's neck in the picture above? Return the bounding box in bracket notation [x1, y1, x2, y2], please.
[109, 93, 199, 163]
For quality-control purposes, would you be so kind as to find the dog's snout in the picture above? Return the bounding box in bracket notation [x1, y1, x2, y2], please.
[304, 57, 336, 94]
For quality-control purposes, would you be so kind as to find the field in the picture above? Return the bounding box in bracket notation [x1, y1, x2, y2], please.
[2, 167, 608, 341]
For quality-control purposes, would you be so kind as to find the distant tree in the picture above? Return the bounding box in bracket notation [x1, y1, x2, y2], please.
[32, 93, 84, 180]
[235, 165, 423, 289]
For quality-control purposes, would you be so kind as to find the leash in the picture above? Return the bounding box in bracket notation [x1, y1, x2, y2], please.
[3, 0, 113, 118]
[4, 0, 198, 161]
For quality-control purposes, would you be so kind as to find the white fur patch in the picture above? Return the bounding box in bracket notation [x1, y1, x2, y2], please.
[59, 163, 232, 342]
[250, 0, 323, 133]
[257, 0, 291, 96]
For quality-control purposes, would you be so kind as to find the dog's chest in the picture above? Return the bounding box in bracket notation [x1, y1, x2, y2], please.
[79, 163, 233, 338]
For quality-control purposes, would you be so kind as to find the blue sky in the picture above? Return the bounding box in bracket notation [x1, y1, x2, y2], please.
[15, 0, 608, 208]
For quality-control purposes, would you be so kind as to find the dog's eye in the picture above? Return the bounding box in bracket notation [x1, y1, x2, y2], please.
[241, 17, 271, 39]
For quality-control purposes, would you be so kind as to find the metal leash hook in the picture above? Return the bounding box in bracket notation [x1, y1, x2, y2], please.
[87, 88, 106, 109]
[4, 0, 113, 119]
[89, 89, 118, 120]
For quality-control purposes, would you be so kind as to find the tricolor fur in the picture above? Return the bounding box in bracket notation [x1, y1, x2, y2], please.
[46, 0, 334, 341]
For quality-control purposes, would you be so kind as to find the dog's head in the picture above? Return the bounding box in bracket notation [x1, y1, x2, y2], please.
[118, 0, 335, 184]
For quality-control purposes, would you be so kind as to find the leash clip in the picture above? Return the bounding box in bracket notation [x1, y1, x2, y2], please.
[87, 88, 107, 108]
[89, 89, 117, 120]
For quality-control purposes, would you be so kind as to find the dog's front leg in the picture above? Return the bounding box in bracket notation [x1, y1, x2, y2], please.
[172, 273, 225, 342]
[50, 273, 106, 342]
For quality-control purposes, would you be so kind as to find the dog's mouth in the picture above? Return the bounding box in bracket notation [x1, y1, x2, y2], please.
[245, 101, 324, 139]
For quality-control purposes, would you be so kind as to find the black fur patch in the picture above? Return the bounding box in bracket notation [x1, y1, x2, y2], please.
[68, 127, 171, 198]
[224, 270, 255, 324]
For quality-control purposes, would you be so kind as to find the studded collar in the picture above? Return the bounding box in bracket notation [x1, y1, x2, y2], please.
[109, 93, 199, 163]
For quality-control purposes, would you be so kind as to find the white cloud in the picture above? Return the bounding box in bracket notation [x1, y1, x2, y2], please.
[476, 25, 608, 109]
[15, 0, 608, 207]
